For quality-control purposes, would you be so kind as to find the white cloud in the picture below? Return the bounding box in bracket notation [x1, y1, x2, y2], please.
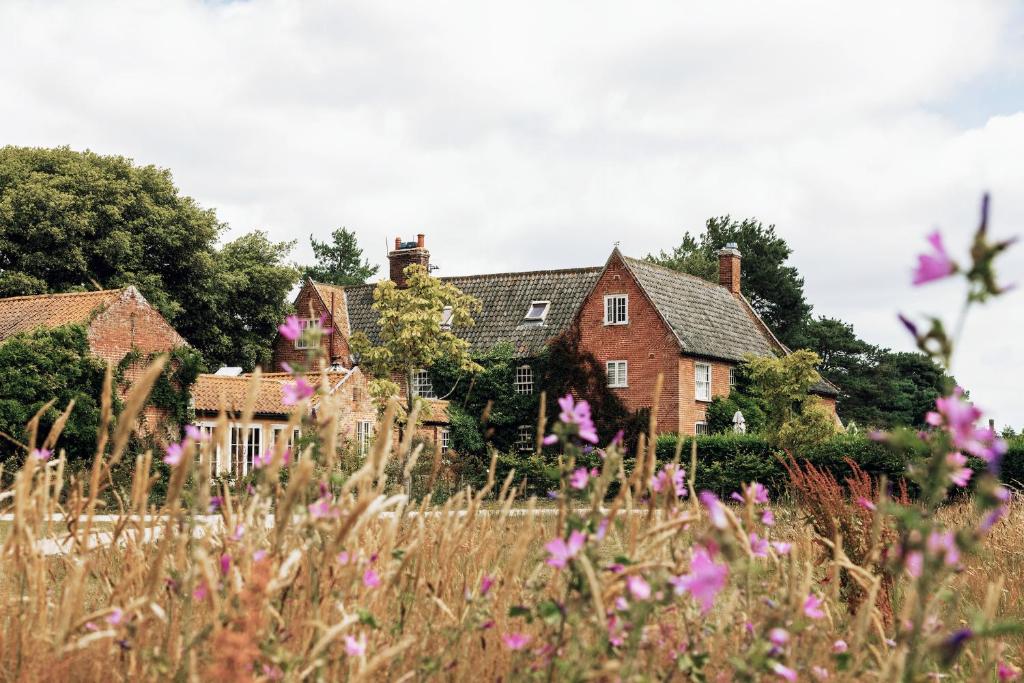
[1, 0, 1022, 426]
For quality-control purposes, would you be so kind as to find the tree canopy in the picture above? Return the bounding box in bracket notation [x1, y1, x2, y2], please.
[303, 227, 379, 286]
[0, 146, 298, 370]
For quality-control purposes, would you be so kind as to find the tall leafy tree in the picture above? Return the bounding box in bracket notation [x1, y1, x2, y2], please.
[303, 227, 379, 286]
[0, 146, 298, 369]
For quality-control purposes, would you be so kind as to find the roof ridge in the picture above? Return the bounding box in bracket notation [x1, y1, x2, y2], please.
[621, 255, 723, 289]
[0, 287, 125, 303]
[439, 265, 603, 281]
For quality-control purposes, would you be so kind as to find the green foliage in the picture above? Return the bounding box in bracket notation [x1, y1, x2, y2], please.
[351, 264, 483, 416]
[743, 350, 834, 446]
[0, 146, 299, 370]
[117, 346, 205, 427]
[705, 369, 767, 435]
[996, 439, 1024, 488]
[0, 325, 111, 464]
[303, 227, 378, 286]
[777, 396, 837, 452]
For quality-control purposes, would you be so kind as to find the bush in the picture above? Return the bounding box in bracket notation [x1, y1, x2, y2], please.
[997, 437, 1024, 488]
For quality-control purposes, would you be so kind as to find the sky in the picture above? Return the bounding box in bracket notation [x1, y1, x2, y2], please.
[1, 0, 1022, 427]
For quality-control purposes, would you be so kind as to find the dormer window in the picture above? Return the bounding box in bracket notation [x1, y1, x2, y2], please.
[440, 306, 454, 331]
[524, 301, 550, 323]
[294, 318, 320, 349]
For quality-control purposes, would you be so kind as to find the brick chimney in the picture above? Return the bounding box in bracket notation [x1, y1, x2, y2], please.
[717, 243, 741, 295]
[388, 234, 430, 287]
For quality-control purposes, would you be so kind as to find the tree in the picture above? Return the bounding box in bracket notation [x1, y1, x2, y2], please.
[0, 146, 299, 370]
[743, 350, 836, 447]
[0, 325, 109, 464]
[350, 264, 483, 419]
[646, 216, 811, 347]
[303, 227, 379, 286]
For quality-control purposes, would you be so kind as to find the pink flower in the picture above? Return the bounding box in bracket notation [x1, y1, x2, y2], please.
[670, 547, 728, 614]
[30, 447, 53, 461]
[220, 553, 232, 575]
[761, 508, 775, 526]
[749, 533, 769, 558]
[770, 662, 798, 681]
[230, 524, 245, 541]
[999, 661, 1020, 681]
[856, 497, 876, 511]
[344, 634, 366, 657]
[927, 530, 960, 567]
[928, 388, 1006, 465]
[106, 608, 124, 626]
[803, 593, 825, 619]
[163, 441, 185, 466]
[832, 639, 848, 653]
[699, 491, 728, 529]
[812, 666, 831, 681]
[947, 452, 973, 488]
[569, 467, 590, 490]
[337, 551, 350, 565]
[913, 230, 956, 285]
[184, 425, 206, 442]
[769, 628, 790, 646]
[253, 549, 268, 562]
[545, 530, 586, 569]
[192, 582, 209, 601]
[626, 574, 651, 600]
[731, 482, 769, 504]
[282, 378, 315, 406]
[771, 541, 793, 555]
[502, 632, 531, 650]
[480, 575, 494, 597]
[363, 569, 381, 588]
[308, 497, 338, 519]
[905, 550, 924, 578]
[278, 315, 302, 341]
[553, 394, 599, 444]
[651, 464, 687, 498]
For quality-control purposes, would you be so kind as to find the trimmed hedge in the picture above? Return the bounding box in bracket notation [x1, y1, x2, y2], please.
[999, 438, 1024, 487]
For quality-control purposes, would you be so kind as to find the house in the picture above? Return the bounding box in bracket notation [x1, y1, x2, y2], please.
[272, 235, 839, 447]
[0, 286, 188, 430]
[190, 366, 378, 478]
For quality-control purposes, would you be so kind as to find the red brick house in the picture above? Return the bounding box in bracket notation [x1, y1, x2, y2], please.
[0, 286, 189, 430]
[272, 235, 837, 443]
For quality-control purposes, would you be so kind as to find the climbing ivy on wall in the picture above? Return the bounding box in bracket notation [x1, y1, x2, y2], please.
[115, 346, 205, 428]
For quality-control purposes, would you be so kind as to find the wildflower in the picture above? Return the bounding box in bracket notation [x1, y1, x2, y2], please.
[253, 549, 268, 562]
[761, 508, 775, 526]
[308, 497, 338, 520]
[698, 491, 728, 529]
[749, 533, 769, 558]
[913, 230, 956, 285]
[85, 622, 98, 632]
[937, 628, 973, 666]
[626, 574, 651, 600]
[569, 467, 589, 490]
[337, 551, 350, 565]
[344, 634, 366, 657]
[832, 639, 848, 654]
[812, 666, 831, 680]
[106, 608, 124, 626]
[651, 464, 687, 498]
[615, 596, 629, 611]
[771, 541, 792, 555]
[595, 517, 609, 541]
[856, 497, 876, 511]
[947, 452, 973, 488]
[769, 628, 790, 646]
[220, 553, 231, 575]
[770, 661, 798, 682]
[363, 569, 381, 588]
[193, 582, 209, 601]
[670, 547, 728, 614]
[927, 530, 960, 567]
[999, 661, 1020, 681]
[278, 315, 302, 341]
[981, 505, 1008, 532]
[502, 632, 531, 650]
[480, 574, 494, 597]
[230, 524, 245, 542]
[262, 664, 283, 680]
[544, 394, 599, 445]
[545, 530, 586, 569]
[184, 424, 206, 441]
[163, 441, 185, 466]
[904, 550, 923, 578]
[208, 496, 223, 513]
[928, 388, 1006, 465]
[282, 377, 315, 406]
[803, 593, 825, 619]
[731, 482, 769, 505]
[30, 447, 52, 461]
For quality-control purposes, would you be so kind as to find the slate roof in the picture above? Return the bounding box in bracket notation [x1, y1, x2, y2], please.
[0, 288, 124, 341]
[342, 267, 603, 357]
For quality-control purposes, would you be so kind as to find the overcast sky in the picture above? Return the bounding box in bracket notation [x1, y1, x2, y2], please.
[1, 0, 1022, 427]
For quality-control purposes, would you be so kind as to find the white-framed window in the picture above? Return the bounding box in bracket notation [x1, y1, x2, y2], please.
[695, 362, 711, 401]
[196, 422, 221, 477]
[524, 301, 550, 322]
[604, 294, 628, 325]
[695, 421, 710, 436]
[607, 360, 628, 388]
[515, 365, 534, 395]
[294, 318, 320, 350]
[411, 369, 435, 398]
[230, 425, 262, 475]
[355, 420, 373, 456]
[272, 425, 301, 450]
[440, 306, 454, 331]
[728, 366, 737, 390]
[440, 428, 451, 455]
[516, 425, 534, 452]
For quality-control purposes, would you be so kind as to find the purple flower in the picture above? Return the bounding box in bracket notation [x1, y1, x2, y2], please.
[947, 452, 973, 488]
[363, 569, 381, 588]
[106, 608, 124, 626]
[219, 553, 231, 576]
[699, 491, 728, 529]
[999, 661, 1020, 681]
[928, 388, 1006, 466]
[308, 496, 338, 519]
[551, 394, 599, 444]
[761, 508, 775, 526]
[209, 496, 223, 513]
[651, 464, 688, 498]
[913, 230, 956, 285]
[480, 574, 495, 597]
[749, 533, 769, 558]
[163, 441, 185, 466]
[569, 467, 590, 490]
[282, 378, 315, 406]
[927, 530, 960, 567]
[770, 662, 798, 681]
[344, 634, 366, 657]
[771, 541, 793, 555]
[184, 425, 206, 442]
[731, 482, 769, 505]
[670, 547, 728, 614]
[278, 315, 302, 341]
[29, 448, 52, 461]
[769, 628, 790, 646]
[803, 593, 825, 619]
[856, 497, 876, 511]
[626, 574, 651, 600]
[832, 639, 848, 653]
[904, 551, 924, 578]
[502, 632, 531, 650]
[545, 530, 586, 569]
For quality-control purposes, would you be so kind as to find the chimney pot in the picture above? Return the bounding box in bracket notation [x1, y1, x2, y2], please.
[717, 245, 742, 295]
[394, 237, 401, 250]
[417, 233, 425, 248]
[389, 233, 431, 287]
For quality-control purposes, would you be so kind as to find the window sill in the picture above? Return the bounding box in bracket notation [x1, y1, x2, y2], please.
[608, 384, 628, 389]
[603, 321, 629, 326]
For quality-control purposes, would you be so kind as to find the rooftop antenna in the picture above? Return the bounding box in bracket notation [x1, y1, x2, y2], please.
[613, 240, 621, 248]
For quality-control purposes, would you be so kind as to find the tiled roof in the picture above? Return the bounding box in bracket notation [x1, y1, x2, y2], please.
[0, 288, 124, 340]
[620, 256, 780, 362]
[342, 267, 603, 357]
[192, 371, 354, 416]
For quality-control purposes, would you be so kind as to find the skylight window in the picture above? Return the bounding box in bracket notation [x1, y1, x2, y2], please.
[524, 300, 550, 322]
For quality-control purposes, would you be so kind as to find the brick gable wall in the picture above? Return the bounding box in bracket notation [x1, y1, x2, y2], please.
[272, 281, 353, 372]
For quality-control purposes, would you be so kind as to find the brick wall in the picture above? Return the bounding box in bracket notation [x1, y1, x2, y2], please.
[677, 356, 736, 435]
[576, 252, 684, 433]
[272, 281, 352, 372]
